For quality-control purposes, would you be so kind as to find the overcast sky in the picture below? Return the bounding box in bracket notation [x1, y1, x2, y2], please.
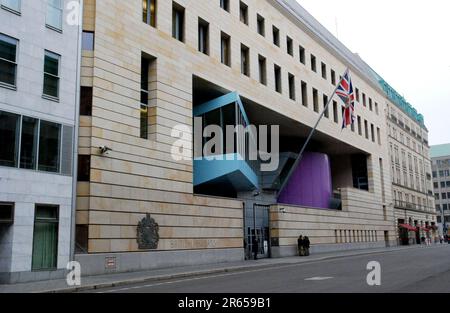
[297, 0, 450, 146]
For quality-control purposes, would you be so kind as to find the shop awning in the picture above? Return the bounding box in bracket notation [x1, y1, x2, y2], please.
[399, 224, 417, 231]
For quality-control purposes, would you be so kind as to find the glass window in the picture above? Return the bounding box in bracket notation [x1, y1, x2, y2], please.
[46, 0, 63, 31]
[0, 202, 14, 224]
[142, 0, 156, 27]
[1, 0, 21, 13]
[0, 111, 20, 167]
[220, 32, 230, 67]
[43, 50, 60, 98]
[32, 205, 59, 270]
[172, 3, 185, 42]
[81, 31, 94, 51]
[220, 0, 229, 12]
[198, 18, 209, 55]
[20, 116, 38, 169]
[38, 120, 61, 173]
[80, 86, 93, 116]
[0, 33, 18, 87]
[77, 155, 90, 182]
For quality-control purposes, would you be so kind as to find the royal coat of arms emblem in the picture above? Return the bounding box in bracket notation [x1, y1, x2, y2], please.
[136, 214, 160, 250]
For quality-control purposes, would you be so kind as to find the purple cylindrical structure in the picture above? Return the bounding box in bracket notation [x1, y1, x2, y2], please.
[278, 152, 332, 209]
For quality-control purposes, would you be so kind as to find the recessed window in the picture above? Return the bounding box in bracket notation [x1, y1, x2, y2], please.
[299, 45, 305, 65]
[80, 86, 93, 116]
[43, 50, 60, 99]
[19, 116, 38, 170]
[141, 55, 156, 140]
[0, 110, 20, 167]
[375, 102, 379, 115]
[257, 14, 265, 36]
[239, 1, 248, 25]
[321, 62, 327, 79]
[0, 203, 14, 224]
[286, 36, 293, 56]
[310, 54, 316, 72]
[46, 0, 63, 31]
[377, 127, 381, 145]
[220, 0, 229, 12]
[142, 0, 157, 27]
[172, 2, 185, 42]
[274, 64, 282, 94]
[241, 44, 250, 77]
[301, 81, 308, 107]
[364, 120, 369, 139]
[369, 98, 373, 111]
[357, 116, 362, 136]
[0, 33, 18, 87]
[362, 93, 367, 107]
[323, 94, 329, 118]
[1, 0, 20, 13]
[331, 69, 336, 85]
[198, 18, 209, 55]
[38, 120, 61, 173]
[258, 55, 267, 86]
[81, 31, 95, 51]
[220, 32, 231, 67]
[313, 88, 319, 112]
[288, 73, 295, 101]
[371, 124, 375, 142]
[77, 155, 91, 182]
[355, 88, 360, 102]
[32, 205, 59, 271]
[272, 26, 280, 47]
[333, 100, 338, 123]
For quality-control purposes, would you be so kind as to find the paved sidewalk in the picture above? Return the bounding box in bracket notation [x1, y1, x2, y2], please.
[0, 244, 443, 293]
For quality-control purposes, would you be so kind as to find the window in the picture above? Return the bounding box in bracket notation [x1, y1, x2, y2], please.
[331, 69, 336, 85]
[301, 81, 308, 107]
[1, 0, 20, 13]
[441, 182, 446, 188]
[362, 93, 367, 107]
[272, 26, 280, 47]
[369, 98, 373, 111]
[371, 124, 375, 142]
[274, 64, 281, 94]
[19, 116, 38, 170]
[257, 14, 265, 36]
[77, 155, 91, 182]
[46, 0, 63, 31]
[333, 101, 338, 123]
[0, 203, 14, 224]
[377, 127, 381, 145]
[288, 73, 295, 101]
[299, 45, 305, 65]
[364, 120, 369, 139]
[80, 86, 93, 116]
[355, 88, 360, 102]
[313, 88, 319, 112]
[38, 120, 61, 172]
[141, 56, 150, 139]
[310, 54, 316, 72]
[0, 111, 20, 167]
[239, 1, 248, 25]
[286, 36, 293, 56]
[240, 44, 250, 77]
[258, 55, 266, 85]
[357, 116, 362, 136]
[220, 32, 231, 67]
[321, 62, 327, 79]
[220, 0, 229, 12]
[43, 50, 60, 99]
[198, 18, 209, 55]
[81, 31, 95, 51]
[32, 205, 59, 271]
[142, 0, 157, 27]
[323, 95, 329, 118]
[172, 2, 185, 42]
[442, 193, 447, 200]
[0, 33, 18, 87]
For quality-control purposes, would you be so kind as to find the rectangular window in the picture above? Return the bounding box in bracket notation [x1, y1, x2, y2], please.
[364, 120, 369, 139]
[288, 73, 295, 101]
[239, 1, 248, 25]
[333, 100, 338, 123]
[0, 110, 20, 167]
[141, 56, 150, 139]
[371, 124, 375, 142]
[362, 93, 367, 107]
[357, 116, 362, 136]
[331, 69, 336, 85]
[323, 94, 329, 118]
[240, 44, 250, 77]
[46, 0, 63, 31]
[369, 98, 373, 111]
[142, 0, 157, 27]
[272, 26, 280, 47]
[38, 120, 61, 172]
[0, 33, 18, 87]
[310, 54, 316, 72]
[375, 102, 379, 115]
[1, 0, 21, 13]
[301, 81, 308, 107]
[299, 45, 305, 64]
[258, 55, 266, 85]
[274, 64, 282, 94]
[80, 86, 93, 116]
[32, 205, 59, 271]
[172, 2, 185, 42]
[313, 88, 319, 112]
[81, 31, 95, 51]
[77, 155, 91, 182]
[377, 127, 381, 145]
[0, 202, 14, 224]
[220, 32, 231, 67]
[20, 116, 38, 170]
[198, 18, 209, 55]
[286, 36, 293, 56]
[43, 50, 60, 99]
[321, 62, 327, 79]
[355, 88, 360, 102]
[257, 14, 265, 36]
[220, 0, 229, 12]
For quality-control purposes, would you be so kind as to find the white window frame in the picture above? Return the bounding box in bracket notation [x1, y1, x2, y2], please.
[1, 0, 21, 14]
[0, 33, 18, 88]
[43, 50, 61, 100]
[46, 0, 63, 32]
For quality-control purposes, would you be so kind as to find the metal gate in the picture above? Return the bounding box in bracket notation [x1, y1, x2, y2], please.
[245, 204, 270, 259]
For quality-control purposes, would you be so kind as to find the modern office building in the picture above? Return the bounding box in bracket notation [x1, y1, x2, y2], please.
[0, 0, 81, 283]
[430, 144, 450, 237]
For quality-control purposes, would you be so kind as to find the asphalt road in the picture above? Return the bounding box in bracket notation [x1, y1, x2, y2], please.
[92, 245, 450, 293]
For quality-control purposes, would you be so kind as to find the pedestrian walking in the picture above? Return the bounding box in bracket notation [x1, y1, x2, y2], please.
[304, 236, 311, 256]
[297, 235, 304, 256]
[252, 236, 259, 260]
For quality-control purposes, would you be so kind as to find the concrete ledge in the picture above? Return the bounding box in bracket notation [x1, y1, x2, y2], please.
[75, 248, 245, 276]
[0, 269, 66, 284]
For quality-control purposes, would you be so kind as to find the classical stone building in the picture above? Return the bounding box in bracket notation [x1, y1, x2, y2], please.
[73, 0, 431, 275]
[430, 144, 450, 237]
[0, 0, 81, 283]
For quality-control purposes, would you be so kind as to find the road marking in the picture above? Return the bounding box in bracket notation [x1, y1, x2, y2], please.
[305, 277, 334, 281]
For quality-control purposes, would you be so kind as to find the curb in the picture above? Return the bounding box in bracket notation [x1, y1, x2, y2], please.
[39, 245, 442, 293]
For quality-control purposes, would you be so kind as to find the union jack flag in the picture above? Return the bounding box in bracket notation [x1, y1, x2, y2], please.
[336, 69, 355, 129]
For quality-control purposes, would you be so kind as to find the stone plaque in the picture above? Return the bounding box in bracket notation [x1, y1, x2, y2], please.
[137, 214, 160, 250]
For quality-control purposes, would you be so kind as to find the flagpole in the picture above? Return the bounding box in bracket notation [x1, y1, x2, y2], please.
[277, 68, 349, 198]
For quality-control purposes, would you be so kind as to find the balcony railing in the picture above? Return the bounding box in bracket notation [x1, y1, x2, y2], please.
[394, 200, 434, 212]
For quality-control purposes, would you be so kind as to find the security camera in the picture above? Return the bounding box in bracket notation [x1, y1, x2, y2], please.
[99, 146, 112, 155]
[279, 208, 286, 214]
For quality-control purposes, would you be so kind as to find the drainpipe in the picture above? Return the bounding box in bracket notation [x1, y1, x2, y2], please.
[70, 0, 84, 264]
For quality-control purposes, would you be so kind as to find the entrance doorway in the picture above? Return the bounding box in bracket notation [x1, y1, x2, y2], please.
[245, 204, 270, 260]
